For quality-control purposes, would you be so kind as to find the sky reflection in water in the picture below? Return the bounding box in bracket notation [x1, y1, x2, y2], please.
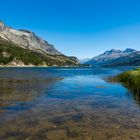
[0, 67, 140, 140]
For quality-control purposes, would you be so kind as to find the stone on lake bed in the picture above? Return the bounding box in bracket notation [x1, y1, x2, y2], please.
[95, 86, 107, 89]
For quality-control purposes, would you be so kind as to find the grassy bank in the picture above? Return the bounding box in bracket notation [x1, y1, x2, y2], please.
[117, 68, 140, 94]
[106, 68, 140, 105]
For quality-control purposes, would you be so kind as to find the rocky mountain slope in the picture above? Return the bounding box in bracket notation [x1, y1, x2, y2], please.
[0, 21, 61, 55]
[86, 48, 140, 66]
[0, 21, 79, 66]
[105, 51, 140, 66]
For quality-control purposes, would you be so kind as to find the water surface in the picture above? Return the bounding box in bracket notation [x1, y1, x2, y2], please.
[0, 67, 140, 140]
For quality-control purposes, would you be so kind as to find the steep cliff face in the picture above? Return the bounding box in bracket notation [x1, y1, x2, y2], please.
[0, 21, 79, 66]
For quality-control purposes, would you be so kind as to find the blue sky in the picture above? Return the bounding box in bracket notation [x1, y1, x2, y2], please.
[0, 0, 140, 58]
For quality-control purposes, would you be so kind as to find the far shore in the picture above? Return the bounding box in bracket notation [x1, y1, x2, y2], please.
[0, 65, 140, 68]
[0, 65, 88, 68]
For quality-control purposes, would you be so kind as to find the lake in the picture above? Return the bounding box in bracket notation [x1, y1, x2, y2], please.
[0, 67, 140, 140]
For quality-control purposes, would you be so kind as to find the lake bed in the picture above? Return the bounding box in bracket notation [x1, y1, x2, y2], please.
[0, 67, 140, 140]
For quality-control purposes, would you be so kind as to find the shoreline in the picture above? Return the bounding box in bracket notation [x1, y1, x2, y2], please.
[0, 65, 85, 68]
[117, 68, 140, 94]
[0, 65, 139, 68]
[0, 65, 48, 68]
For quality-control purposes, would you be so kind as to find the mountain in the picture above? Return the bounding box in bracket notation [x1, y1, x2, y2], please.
[69, 56, 79, 62]
[0, 21, 61, 55]
[123, 48, 136, 53]
[86, 48, 139, 66]
[0, 21, 79, 66]
[105, 51, 140, 66]
[79, 58, 91, 64]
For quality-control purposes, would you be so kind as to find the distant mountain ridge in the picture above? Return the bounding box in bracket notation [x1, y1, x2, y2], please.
[85, 48, 140, 66]
[0, 21, 79, 66]
[105, 51, 140, 66]
[79, 58, 91, 64]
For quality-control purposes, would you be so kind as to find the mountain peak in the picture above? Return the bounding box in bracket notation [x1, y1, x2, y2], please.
[18, 29, 34, 34]
[123, 48, 136, 53]
[103, 49, 121, 55]
[0, 20, 4, 24]
[0, 20, 6, 31]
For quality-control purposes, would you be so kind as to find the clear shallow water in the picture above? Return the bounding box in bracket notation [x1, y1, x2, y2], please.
[0, 67, 140, 140]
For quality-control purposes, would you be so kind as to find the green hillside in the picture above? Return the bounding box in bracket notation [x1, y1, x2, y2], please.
[0, 37, 79, 66]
